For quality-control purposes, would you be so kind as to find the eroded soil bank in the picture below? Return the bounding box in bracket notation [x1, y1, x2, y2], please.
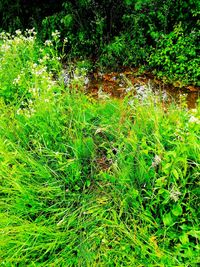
[86, 69, 199, 109]
[61, 67, 199, 109]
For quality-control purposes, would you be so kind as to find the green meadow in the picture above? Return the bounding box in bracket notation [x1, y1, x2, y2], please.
[0, 30, 199, 266]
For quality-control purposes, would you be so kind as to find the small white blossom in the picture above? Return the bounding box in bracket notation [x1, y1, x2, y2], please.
[64, 37, 68, 43]
[15, 29, 22, 35]
[27, 28, 36, 36]
[189, 116, 200, 124]
[44, 40, 53, 46]
[84, 76, 89, 85]
[170, 185, 181, 202]
[151, 155, 161, 168]
[52, 30, 60, 39]
[13, 75, 21, 85]
[16, 108, 22, 115]
[125, 87, 133, 93]
[1, 44, 11, 52]
[29, 87, 38, 96]
[190, 109, 197, 113]
[128, 100, 134, 106]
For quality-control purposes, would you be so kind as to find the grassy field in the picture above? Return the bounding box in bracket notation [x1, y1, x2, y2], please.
[0, 30, 200, 266]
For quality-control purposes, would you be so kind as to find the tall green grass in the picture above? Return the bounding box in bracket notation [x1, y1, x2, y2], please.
[0, 30, 200, 266]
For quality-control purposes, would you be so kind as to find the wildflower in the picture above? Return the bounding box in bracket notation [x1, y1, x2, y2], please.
[13, 75, 21, 85]
[169, 185, 181, 202]
[189, 115, 200, 124]
[16, 108, 22, 115]
[29, 87, 38, 96]
[27, 28, 36, 36]
[44, 40, 53, 46]
[128, 100, 134, 106]
[29, 108, 35, 115]
[151, 155, 161, 168]
[0, 32, 6, 40]
[84, 76, 89, 85]
[64, 37, 68, 43]
[28, 99, 33, 105]
[190, 109, 197, 113]
[15, 29, 22, 35]
[52, 30, 60, 39]
[125, 87, 133, 93]
[1, 44, 11, 52]
[32, 66, 47, 76]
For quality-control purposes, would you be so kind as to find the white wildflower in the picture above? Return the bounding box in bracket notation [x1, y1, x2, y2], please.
[64, 37, 68, 43]
[84, 76, 89, 85]
[190, 109, 197, 113]
[13, 75, 21, 85]
[189, 116, 200, 124]
[128, 100, 134, 106]
[1, 44, 11, 52]
[16, 108, 22, 115]
[32, 66, 47, 76]
[29, 87, 38, 96]
[15, 29, 22, 35]
[170, 185, 181, 202]
[44, 40, 53, 46]
[125, 87, 133, 93]
[151, 155, 161, 168]
[28, 99, 33, 105]
[52, 30, 60, 39]
[27, 28, 36, 36]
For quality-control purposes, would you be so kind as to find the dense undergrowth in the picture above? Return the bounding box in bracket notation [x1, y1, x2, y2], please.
[1, 0, 200, 86]
[0, 31, 200, 266]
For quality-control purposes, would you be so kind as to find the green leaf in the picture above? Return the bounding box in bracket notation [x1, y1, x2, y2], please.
[162, 163, 172, 173]
[85, 180, 91, 187]
[188, 230, 200, 240]
[155, 177, 166, 187]
[172, 169, 179, 179]
[172, 204, 182, 216]
[163, 212, 173, 226]
[131, 189, 139, 198]
[179, 233, 189, 244]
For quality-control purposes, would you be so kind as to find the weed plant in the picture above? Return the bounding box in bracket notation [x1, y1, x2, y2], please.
[0, 31, 200, 266]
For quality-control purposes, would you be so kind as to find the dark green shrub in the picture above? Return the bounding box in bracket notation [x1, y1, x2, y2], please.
[148, 24, 200, 86]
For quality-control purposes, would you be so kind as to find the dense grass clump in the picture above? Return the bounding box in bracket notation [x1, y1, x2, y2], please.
[0, 31, 200, 266]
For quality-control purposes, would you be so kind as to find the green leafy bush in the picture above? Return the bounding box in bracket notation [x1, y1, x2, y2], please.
[148, 24, 200, 86]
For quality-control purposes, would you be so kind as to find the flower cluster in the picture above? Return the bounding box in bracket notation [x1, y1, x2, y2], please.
[52, 30, 60, 40]
[31, 63, 47, 77]
[151, 155, 162, 168]
[44, 40, 53, 47]
[188, 115, 200, 124]
[16, 99, 36, 118]
[169, 185, 181, 202]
